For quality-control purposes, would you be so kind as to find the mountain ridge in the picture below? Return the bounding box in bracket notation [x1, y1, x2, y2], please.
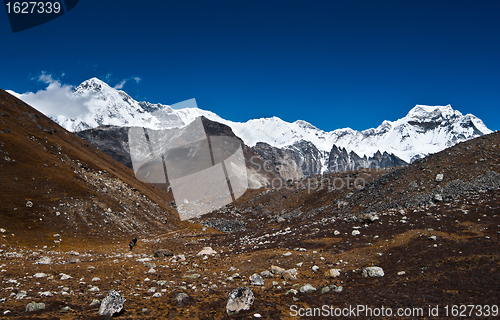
[8, 77, 492, 164]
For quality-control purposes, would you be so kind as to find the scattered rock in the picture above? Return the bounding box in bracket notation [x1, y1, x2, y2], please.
[61, 306, 71, 312]
[324, 269, 341, 278]
[286, 289, 298, 295]
[282, 268, 298, 280]
[196, 247, 218, 256]
[153, 249, 174, 257]
[67, 257, 81, 264]
[260, 270, 273, 278]
[39, 291, 53, 297]
[436, 173, 444, 182]
[174, 292, 190, 306]
[271, 265, 285, 275]
[183, 273, 201, 279]
[361, 266, 385, 277]
[15, 291, 27, 299]
[250, 274, 264, 286]
[321, 286, 330, 294]
[361, 212, 380, 223]
[35, 257, 51, 265]
[299, 284, 316, 293]
[312, 265, 319, 272]
[227, 287, 254, 315]
[26, 302, 45, 312]
[429, 235, 437, 241]
[90, 299, 101, 306]
[434, 194, 443, 202]
[352, 230, 361, 236]
[34, 273, 47, 278]
[26, 200, 33, 208]
[397, 271, 406, 276]
[60, 273, 72, 280]
[98, 289, 125, 316]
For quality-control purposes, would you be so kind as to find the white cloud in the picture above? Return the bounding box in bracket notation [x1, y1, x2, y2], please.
[114, 76, 142, 89]
[8, 73, 91, 119]
[114, 79, 127, 90]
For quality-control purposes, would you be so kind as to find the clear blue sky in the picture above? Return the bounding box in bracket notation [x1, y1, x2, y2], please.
[1, 0, 499, 131]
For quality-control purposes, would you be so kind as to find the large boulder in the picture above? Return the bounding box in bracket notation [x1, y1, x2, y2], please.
[98, 290, 125, 316]
[361, 266, 385, 277]
[226, 287, 254, 315]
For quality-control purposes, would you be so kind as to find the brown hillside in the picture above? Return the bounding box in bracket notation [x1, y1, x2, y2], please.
[0, 89, 182, 247]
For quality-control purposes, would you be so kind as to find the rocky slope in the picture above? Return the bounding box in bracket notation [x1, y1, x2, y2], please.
[0, 124, 498, 319]
[0, 89, 182, 245]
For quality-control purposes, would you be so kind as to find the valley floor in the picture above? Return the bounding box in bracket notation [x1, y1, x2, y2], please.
[1, 189, 499, 319]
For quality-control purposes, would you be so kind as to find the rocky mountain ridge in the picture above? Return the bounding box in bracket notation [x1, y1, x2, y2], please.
[8, 78, 492, 171]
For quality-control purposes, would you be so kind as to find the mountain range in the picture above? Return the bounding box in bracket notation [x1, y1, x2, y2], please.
[8, 78, 492, 182]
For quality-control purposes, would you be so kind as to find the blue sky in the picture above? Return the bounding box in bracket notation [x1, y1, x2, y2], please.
[1, 0, 499, 131]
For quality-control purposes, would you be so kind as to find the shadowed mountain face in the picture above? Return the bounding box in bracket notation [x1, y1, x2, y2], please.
[0, 89, 181, 245]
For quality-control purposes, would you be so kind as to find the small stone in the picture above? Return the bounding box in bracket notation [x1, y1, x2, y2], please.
[312, 265, 319, 272]
[15, 291, 27, 299]
[152, 292, 162, 298]
[299, 284, 316, 293]
[153, 249, 174, 257]
[282, 268, 298, 280]
[324, 269, 341, 278]
[183, 273, 200, 279]
[226, 287, 254, 315]
[397, 271, 406, 276]
[321, 286, 330, 294]
[333, 286, 343, 293]
[60, 273, 72, 280]
[196, 247, 217, 256]
[352, 230, 361, 236]
[92, 277, 101, 282]
[174, 293, 190, 306]
[34, 273, 47, 278]
[271, 265, 285, 275]
[26, 302, 45, 312]
[436, 173, 444, 182]
[89, 286, 100, 292]
[286, 289, 298, 295]
[26, 200, 33, 208]
[35, 256, 51, 265]
[333, 230, 340, 235]
[434, 194, 443, 202]
[429, 235, 437, 241]
[98, 290, 125, 316]
[361, 266, 384, 277]
[61, 306, 71, 312]
[39, 291, 53, 297]
[90, 299, 100, 306]
[260, 270, 273, 278]
[283, 252, 292, 256]
[250, 274, 264, 286]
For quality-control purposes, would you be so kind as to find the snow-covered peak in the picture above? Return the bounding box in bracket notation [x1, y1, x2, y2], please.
[9, 78, 493, 164]
[74, 77, 111, 93]
[405, 104, 461, 121]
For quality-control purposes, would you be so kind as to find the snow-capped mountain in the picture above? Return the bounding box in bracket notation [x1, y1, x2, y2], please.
[10, 77, 492, 164]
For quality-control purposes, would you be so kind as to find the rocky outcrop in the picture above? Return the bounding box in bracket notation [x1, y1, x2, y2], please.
[328, 145, 407, 172]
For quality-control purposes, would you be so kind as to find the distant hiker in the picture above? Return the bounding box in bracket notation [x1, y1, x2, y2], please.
[129, 237, 138, 251]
